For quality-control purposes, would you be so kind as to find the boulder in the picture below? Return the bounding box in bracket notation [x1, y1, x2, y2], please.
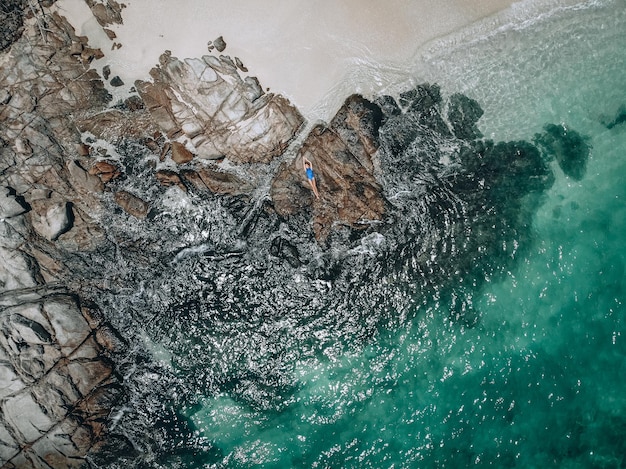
[271, 95, 386, 240]
[155, 169, 187, 191]
[213, 35, 226, 52]
[135, 52, 304, 163]
[89, 160, 121, 183]
[68, 160, 104, 193]
[29, 197, 74, 241]
[0, 246, 39, 291]
[114, 190, 149, 218]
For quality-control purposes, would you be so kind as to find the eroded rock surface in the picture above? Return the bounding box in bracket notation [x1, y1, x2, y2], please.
[0, 5, 123, 466]
[0, 0, 26, 52]
[0, 288, 121, 468]
[136, 51, 304, 163]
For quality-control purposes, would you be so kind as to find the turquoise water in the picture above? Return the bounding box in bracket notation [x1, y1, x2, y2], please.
[184, 1, 626, 467]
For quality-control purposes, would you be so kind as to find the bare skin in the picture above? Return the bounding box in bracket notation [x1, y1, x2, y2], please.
[303, 157, 320, 199]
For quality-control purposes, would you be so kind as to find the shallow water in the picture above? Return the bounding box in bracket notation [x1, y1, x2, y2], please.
[180, 1, 626, 467]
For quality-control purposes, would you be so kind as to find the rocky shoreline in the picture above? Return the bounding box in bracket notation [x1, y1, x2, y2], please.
[0, 1, 581, 467]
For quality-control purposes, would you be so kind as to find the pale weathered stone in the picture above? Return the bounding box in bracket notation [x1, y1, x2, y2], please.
[43, 297, 90, 355]
[0, 5, 122, 454]
[136, 52, 304, 163]
[29, 198, 73, 241]
[0, 187, 28, 218]
[0, 422, 18, 463]
[0, 245, 38, 291]
[2, 392, 54, 443]
[0, 348, 25, 399]
[0, 292, 121, 468]
[67, 160, 104, 193]
[56, 206, 107, 252]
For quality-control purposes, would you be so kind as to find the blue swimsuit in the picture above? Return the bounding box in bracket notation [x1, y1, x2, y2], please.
[306, 167, 314, 180]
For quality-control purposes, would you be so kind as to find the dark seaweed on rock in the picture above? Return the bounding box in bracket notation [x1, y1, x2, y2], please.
[447, 93, 484, 140]
[534, 123, 591, 181]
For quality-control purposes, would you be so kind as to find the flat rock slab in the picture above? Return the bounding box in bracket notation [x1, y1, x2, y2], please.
[0, 291, 120, 468]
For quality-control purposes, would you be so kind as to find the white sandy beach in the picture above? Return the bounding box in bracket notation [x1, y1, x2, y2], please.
[53, 0, 525, 121]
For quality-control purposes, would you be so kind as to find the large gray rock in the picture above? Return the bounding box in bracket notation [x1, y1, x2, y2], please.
[0, 289, 120, 468]
[0, 187, 27, 218]
[136, 51, 304, 163]
[0, 4, 122, 466]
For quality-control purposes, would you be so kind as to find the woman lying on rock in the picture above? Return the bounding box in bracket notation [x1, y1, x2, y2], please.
[303, 157, 320, 199]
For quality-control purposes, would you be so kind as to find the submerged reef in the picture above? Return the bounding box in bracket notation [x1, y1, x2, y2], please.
[0, 2, 564, 467]
[534, 123, 591, 181]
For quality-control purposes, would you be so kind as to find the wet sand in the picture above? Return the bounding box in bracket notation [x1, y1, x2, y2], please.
[55, 0, 516, 121]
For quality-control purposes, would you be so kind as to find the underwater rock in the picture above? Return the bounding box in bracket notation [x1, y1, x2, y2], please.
[534, 123, 591, 180]
[374, 95, 402, 123]
[398, 83, 450, 135]
[447, 93, 484, 140]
